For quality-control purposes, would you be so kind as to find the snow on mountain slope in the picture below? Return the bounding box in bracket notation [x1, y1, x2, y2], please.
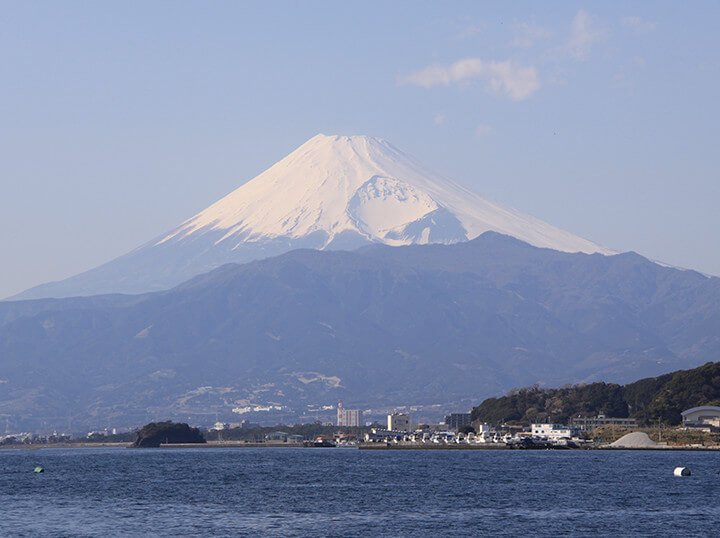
[159, 134, 611, 253]
[11, 134, 613, 299]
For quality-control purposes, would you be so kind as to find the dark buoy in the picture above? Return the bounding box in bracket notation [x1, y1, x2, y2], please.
[33, 466, 44, 474]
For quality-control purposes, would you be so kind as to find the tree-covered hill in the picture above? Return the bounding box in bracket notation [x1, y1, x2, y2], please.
[471, 362, 720, 426]
[133, 421, 206, 447]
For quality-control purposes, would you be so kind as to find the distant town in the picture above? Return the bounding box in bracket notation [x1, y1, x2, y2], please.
[4, 357, 720, 450]
[3, 399, 720, 450]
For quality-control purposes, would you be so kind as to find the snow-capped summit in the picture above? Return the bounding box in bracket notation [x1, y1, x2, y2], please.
[161, 134, 609, 252]
[12, 134, 612, 299]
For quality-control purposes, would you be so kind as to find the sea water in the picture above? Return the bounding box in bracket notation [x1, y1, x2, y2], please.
[1, 447, 719, 536]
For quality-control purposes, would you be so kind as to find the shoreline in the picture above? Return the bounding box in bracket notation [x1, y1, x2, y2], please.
[157, 442, 304, 448]
[0, 442, 130, 450]
[0, 441, 305, 450]
[359, 443, 720, 451]
[3, 441, 720, 451]
[359, 443, 509, 450]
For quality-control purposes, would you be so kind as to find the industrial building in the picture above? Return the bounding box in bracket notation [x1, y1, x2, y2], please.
[681, 406, 720, 429]
[387, 412, 410, 432]
[570, 414, 638, 431]
[336, 400, 363, 427]
[444, 413, 472, 430]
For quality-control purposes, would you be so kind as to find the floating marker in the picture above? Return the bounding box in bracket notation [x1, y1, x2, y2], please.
[33, 466, 44, 474]
[673, 466, 690, 477]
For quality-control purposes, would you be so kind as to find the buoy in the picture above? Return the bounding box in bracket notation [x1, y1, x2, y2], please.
[33, 466, 44, 474]
[673, 466, 690, 477]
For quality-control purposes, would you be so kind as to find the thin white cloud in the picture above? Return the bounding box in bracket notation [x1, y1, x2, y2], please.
[458, 23, 484, 39]
[512, 22, 551, 49]
[621, 16, 657, 33]
[401, 58, 540, 101]
[434, 112, 446, 125]
[567, 10, 606, 60]
[455, 17, 487, 39]
[475, 124, 494, 137]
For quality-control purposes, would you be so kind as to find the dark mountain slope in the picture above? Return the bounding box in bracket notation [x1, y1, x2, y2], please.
[0, 232, 718, 430]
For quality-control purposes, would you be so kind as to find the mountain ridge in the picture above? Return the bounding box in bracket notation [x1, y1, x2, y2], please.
[1, 232, 717, 431]
[11, 134, 612, 300]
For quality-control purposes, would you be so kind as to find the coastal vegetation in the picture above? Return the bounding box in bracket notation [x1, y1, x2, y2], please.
[471, 361, 720, 426]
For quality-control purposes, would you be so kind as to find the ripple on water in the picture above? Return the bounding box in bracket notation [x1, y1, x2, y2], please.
[1, 447, 719, 536]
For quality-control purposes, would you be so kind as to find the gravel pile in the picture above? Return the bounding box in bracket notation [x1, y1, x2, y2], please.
[609, 432, 659, 448]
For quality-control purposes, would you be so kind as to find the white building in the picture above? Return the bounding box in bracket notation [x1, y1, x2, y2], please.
[388, 412, 410, 432]
[531, 423, 576, 441]
[681, 406, 720, 428]
[337, 400, 363, 427]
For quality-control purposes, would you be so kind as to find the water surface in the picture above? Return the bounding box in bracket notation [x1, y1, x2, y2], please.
[1, 447, 718, 536]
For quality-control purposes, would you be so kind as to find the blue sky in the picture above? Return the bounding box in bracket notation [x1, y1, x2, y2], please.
[1, 1, 719, 298]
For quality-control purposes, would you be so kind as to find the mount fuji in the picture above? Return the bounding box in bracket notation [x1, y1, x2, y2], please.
[13, 134, 612, 299]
